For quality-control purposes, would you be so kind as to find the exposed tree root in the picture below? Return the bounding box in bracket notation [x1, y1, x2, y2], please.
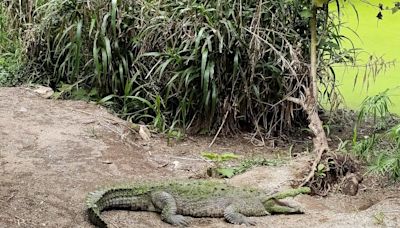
[305, 152, 360, 196]
[287, 88, 329, 188]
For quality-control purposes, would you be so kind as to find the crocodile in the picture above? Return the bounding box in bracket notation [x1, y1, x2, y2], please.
[86, 180, 310, 227]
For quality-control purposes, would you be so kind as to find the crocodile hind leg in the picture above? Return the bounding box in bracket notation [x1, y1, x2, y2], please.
[151, 191, 189, 226]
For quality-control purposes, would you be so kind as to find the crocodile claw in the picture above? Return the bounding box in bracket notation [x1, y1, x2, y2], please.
[242, 218, 257, 226]
[170, 215, 189, 227]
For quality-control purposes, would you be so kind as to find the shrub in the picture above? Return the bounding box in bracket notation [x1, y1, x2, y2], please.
[0, 5, 24, 85]
[4, 0, 347, 135]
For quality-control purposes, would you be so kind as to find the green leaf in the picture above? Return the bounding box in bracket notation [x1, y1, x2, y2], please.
[111, 0, 117, 37]
[140, 52, 163, 57]
[201, 49, 208, 86]
[195, 27, 207, 50]
[73, 20, 83, 80]
[217, 168, 236, 178]
[101, 48, 108, 82]
[201, 152, 219, 160]
[317, 163, 325, 172]
[219, 152, 239, 161]
[89, 17, 96, 37]
[104, 36, 112, 65]
[300, 9, 312, 19]
[101, 13, 110, 37]
[158, 58, 173, 79]
[98, 94, 116, 105]
[203, 62, 211, 107]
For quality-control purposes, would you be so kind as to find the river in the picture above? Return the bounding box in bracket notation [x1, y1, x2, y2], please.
[333, 0, 400, 114]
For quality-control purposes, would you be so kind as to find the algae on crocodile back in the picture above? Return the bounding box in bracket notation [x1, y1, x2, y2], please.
[86, 179, 310, 227]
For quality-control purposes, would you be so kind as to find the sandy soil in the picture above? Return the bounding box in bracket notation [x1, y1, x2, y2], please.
[0, 87, 399, 228]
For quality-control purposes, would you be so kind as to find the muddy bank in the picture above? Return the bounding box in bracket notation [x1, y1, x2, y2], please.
[0, 87, 399, 228]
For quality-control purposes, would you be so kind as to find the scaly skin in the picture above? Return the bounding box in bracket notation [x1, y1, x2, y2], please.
[86, 180, 310, 227]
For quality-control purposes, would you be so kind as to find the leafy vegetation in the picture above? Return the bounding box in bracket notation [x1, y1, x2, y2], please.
[202, 151, 283, 178]
[0, 6, 24, 86]
[1, 0, 399, 194]
[1, 0, 355, 136]
[352, 90, 400, 180]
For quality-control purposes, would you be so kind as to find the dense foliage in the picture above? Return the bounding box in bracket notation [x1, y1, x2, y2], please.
[1, 0, 350, 135]
[352, 90, 400, 180]
[3, 0, 400, 190]
[0, 5, 24, 85]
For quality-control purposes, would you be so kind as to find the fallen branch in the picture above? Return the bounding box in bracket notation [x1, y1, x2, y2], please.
[209, 109, 230, 147]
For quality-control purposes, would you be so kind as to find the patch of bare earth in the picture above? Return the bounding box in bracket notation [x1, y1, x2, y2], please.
[0, 87, 399, 228]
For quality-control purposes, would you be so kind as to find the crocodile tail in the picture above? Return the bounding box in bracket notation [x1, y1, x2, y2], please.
[86, 189, 108, 228]
[87, 206, 107, 228]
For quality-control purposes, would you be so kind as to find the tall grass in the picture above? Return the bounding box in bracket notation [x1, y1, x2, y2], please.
[3, 0, 351, 135]
[0, 4, 24, 85]
[352, 90, 400, 180]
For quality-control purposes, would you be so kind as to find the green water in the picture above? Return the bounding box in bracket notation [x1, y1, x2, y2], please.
[333, 0, 400, 114]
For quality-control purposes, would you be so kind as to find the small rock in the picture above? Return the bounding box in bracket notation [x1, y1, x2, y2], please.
[33, 86, 54, 99]
[172, 161, 180, 169]
[341, 173, 363, 196]
[139, 125, 151, 141]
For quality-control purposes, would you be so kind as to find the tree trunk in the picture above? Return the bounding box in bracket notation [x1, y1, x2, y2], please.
[287, 5, 330, 186]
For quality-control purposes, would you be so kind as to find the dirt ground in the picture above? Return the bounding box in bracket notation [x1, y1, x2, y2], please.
[1, 87, 399, 228]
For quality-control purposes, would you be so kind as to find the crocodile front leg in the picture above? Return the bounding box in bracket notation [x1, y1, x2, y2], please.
[151, 191, 189, 226]
[224, 204, 257, 226]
